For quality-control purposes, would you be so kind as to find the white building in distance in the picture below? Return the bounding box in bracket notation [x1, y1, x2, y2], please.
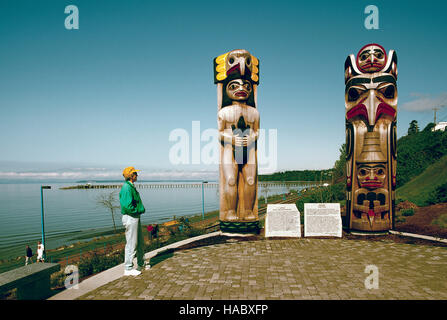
[433, 121, 447, 132]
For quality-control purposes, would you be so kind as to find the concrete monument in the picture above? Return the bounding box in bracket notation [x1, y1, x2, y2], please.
[304, 203, 342, 237]
[265, 204, 301, 238]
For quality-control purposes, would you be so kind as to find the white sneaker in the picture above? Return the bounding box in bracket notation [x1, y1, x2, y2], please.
[137, 264, 151, 271]
[124, 269, 141, 276]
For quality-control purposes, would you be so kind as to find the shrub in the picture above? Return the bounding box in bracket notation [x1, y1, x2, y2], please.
[295, 182, 346, 213]
[401, 208, 415, 217]
[396, 200, 418, 211]
[426, 182, 447, 205]
[77, 250, 123, 278]
[177, 216, 193, 231]
[50, 270, 67, 288]
[431, 214, 447, 229]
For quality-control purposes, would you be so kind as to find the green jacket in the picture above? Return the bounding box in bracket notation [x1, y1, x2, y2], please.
[119, 181, 145, 218]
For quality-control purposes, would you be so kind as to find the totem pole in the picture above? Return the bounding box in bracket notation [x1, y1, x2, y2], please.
[344, 44, 398, 232]
[214, 49, 260, 233]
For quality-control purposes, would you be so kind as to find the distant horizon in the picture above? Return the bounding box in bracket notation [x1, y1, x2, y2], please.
[0, 166, 333, 184]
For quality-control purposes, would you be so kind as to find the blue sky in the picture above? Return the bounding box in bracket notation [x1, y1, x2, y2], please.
[1, 0, 446, 181]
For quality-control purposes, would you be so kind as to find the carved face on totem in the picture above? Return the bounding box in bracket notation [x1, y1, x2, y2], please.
[214, 49, 259, 84]
[356, 44, 387, 73]
[345, 70, 397, 126]
[226, 50, 253, 79]
[355, 131, 387, 190]
[226, 79, 252, 101]
[357, 164, 386, 189]
[214, 49, 259, 109]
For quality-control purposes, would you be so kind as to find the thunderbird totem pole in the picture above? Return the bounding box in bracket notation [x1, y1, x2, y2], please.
[214, 49, 260, 233]
[344, 44, 398, 232]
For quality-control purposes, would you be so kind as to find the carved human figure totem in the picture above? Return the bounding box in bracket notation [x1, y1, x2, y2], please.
[214, 49, 260, 233]
[344, 44, 398, 232]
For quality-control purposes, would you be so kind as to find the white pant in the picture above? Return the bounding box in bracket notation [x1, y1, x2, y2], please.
[122, 215, 144, 270]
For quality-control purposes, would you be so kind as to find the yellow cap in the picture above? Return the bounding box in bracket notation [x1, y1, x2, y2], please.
[122, 166, 140, 179]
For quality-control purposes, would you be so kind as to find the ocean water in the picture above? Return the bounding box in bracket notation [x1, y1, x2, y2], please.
[0, 181, 300, 260]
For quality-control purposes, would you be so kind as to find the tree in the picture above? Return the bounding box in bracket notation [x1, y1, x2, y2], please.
[396, 121, 447, 187]
[97, 191, 120, 233]
[333, 143, 346, 183]
[423, 122, 436, 132]
[408, 120, 419, 135]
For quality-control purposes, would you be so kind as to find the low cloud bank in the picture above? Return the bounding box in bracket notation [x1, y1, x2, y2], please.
[401, 92, 447, 112]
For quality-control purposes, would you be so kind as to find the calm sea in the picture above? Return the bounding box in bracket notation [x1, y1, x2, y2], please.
[0, 181, 299, 260]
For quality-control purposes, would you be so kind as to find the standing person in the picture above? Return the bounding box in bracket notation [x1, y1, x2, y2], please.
[146, 225, 154, 241]
[36, 241, 44, 263]
[25, 245, 33, 265]
[120, 166, 150, 276]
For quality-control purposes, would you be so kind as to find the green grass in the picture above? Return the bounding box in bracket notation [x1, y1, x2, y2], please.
[397, 154, 447, 206]
[186, 210, 219, 223]
[71, 227, 125, 241]
[431, 214, 447, 229]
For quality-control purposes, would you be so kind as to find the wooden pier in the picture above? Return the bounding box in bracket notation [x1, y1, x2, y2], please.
[60, 181, 323, 190]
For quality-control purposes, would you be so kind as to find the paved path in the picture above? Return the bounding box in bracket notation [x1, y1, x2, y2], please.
[76, 238, 447, 300]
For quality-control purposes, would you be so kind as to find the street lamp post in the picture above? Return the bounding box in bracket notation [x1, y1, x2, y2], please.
[201, 181, 208, 220]
[40, 186, 51, 260]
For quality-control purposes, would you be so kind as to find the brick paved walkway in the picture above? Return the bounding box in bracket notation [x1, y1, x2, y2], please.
[77, 238, 447, 300]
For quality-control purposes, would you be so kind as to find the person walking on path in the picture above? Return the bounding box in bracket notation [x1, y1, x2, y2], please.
[36, 241, 44, 263]
[25, 245, 33, 265]
[120, 166, 150, 276]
